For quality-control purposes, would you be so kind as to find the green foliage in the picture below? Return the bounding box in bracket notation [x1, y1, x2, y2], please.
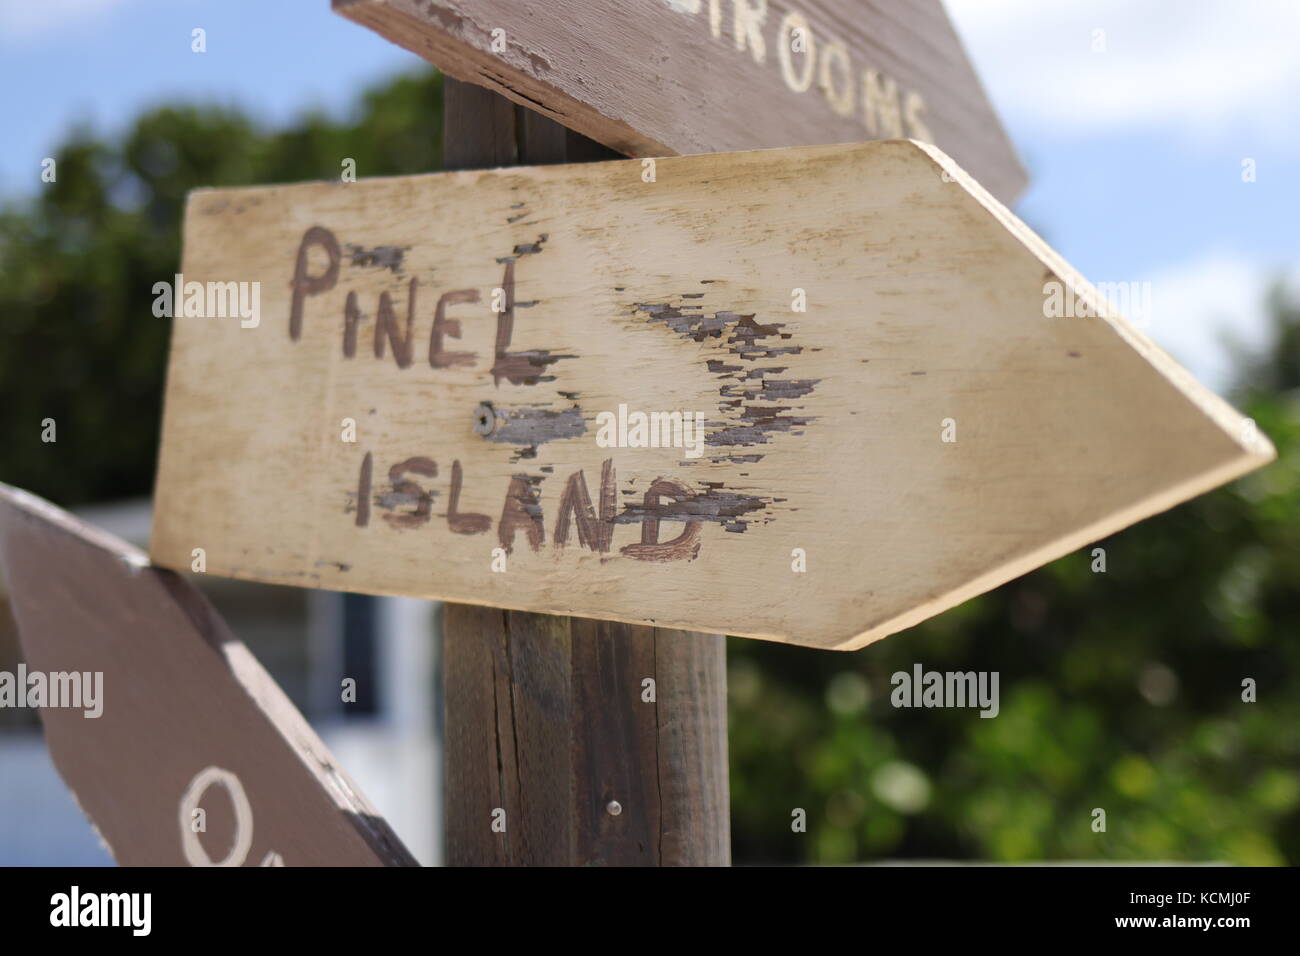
[0, 70, 443, 505]
[730, 304, 1300, 863]
[2, 66, 1295, 865]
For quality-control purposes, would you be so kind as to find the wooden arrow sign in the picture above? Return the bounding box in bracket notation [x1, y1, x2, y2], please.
[150, 140, 1273, 650]
[0, 483, 416, 866]
[332, 0, 1028, 204]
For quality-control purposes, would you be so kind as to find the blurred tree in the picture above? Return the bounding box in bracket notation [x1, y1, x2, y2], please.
[0, 70, 443, 505]
[1, 65, 1295, 865]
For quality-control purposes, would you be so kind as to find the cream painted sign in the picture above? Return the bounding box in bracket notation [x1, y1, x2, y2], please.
[150, 141, 1270, 649]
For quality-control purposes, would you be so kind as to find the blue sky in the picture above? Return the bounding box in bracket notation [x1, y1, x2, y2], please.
[2, 0, 1297, 392]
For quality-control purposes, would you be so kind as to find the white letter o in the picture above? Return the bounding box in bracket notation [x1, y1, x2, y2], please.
[179, 766, 254, 867]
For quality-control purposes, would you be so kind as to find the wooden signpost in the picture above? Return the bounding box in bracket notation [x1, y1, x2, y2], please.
[434, 82, 729, 866]
[318, 0, 1036, 867]
[2, 1, 1276, 867]
[151, 138, 1272, 649]
[0, 483, 416, 867]
[332, 0, 1028, 204]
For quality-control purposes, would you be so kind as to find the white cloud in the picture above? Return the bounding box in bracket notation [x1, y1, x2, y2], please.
[1138, 253, 1300, 392]
[0, 0, 133, 40]
[946, 0, 1300, 148]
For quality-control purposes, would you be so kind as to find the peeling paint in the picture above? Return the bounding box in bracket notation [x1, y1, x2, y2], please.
[491, 349, 573, 385]
[636, 298, 821, 464]
[495, 234, 549, 264]
[613, 485, 768, 533]
[345, 244, 408, 273]
[636, 302, 729, 341]
[374, 489, 437, 511]
[492, 407, 581, 444]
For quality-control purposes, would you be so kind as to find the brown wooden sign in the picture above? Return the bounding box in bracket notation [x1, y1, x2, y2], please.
[149, 140, 1272, 650]
[332, 0, 1028, 204]
[0, 483, 416, 866]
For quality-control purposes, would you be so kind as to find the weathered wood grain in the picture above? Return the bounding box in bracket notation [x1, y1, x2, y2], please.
[441, 79, 729, 867]
[150, 139, 1274, 650]
[0, 483, 416, 866]
[332, 0, 1028, 204]
[443, 605, 728, 865]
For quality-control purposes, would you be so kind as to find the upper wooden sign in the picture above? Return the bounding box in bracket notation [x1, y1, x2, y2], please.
[150, 140, 1272, 650]
[0, 483, 415, 866]
[332, 0, 1028, 204]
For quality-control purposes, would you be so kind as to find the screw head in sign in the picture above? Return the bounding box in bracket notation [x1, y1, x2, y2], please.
[472, 402, 495, 436]
[606, 800, 622, 817]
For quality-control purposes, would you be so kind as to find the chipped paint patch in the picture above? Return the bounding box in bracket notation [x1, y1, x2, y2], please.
[476, 403, 586, 461]
[483, 405, 585, 445]
[495, 234, 549, 264]
[491, 349, 574, 386]
[345, 244, 409, 273]
[635, 299, 821, 464]
[614, 484, 768, 533]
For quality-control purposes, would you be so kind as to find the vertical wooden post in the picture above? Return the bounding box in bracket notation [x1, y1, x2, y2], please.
[441, 77, 730, 866]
